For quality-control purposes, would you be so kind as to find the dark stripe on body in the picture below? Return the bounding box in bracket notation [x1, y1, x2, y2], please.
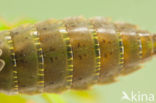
[5, 32, 19, 94]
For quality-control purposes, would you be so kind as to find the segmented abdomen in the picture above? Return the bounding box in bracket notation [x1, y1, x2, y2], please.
[0, 17, 155, 95]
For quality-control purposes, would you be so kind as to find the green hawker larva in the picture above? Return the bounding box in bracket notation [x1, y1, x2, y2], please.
[0, 16, 156, 95]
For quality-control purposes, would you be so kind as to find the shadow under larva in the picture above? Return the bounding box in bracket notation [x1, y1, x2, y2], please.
[0, 16, 156, 95]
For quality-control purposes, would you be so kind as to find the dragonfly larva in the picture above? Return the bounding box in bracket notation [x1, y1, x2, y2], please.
[0, 16, 155, 95]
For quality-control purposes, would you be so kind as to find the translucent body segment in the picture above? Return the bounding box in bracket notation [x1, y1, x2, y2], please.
[63, 17, 97, 89]
[0, 31, 15, 94]
[138, 31, 154, 61]
[10, 25, 39, 94]
[89, 18, 121, 83]
[121, 33, 140, 67]
[119, 33, 143, 75]
[35, 20, 70, 92]
[113, 22, 143, 75]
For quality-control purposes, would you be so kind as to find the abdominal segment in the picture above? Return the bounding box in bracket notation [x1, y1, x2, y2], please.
[0, 17, 155, 94]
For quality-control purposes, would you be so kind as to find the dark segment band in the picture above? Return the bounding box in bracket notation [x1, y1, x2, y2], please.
[31, 29, 45, 92]
[59, 25, 74, 89]
[5, 32, 19, 94]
